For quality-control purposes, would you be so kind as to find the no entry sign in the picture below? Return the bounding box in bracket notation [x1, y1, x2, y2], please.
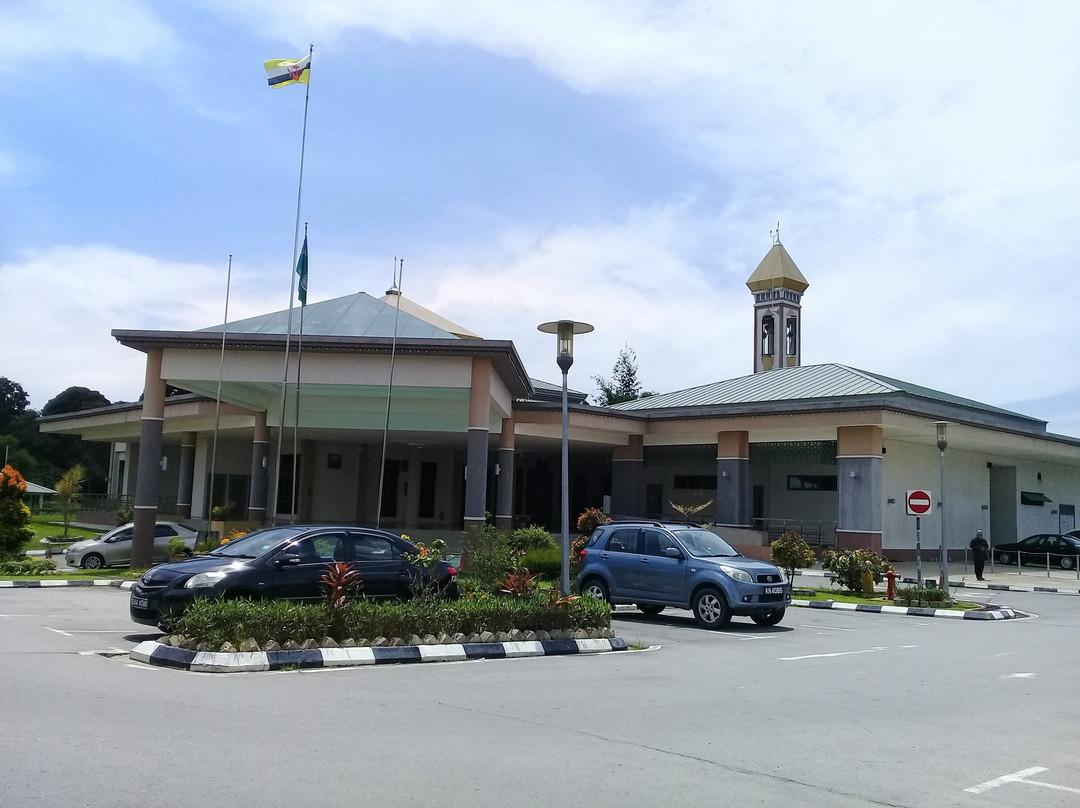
[906, 489, 933, 515]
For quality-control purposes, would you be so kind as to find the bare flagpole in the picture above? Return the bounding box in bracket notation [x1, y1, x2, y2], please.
[376, 258, 404, 529]
[270, 44, 313, 526]
[206, 254, 233, 538]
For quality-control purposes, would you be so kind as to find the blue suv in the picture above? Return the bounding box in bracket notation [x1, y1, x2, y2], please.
[576, 521, 791, 628]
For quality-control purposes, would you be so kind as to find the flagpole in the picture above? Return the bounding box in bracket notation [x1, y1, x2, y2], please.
[270, 43, 313, 526]
[207, 254, 233, 539]
[291, 225, 308, 522]
[376, 258, 403, 529]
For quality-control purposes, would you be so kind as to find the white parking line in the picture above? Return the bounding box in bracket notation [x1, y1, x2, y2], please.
[45, 627, 72, 636]
[964, 766, 1080, 795]
[781, 646, 887, 661]
[800, 624, 855, 631]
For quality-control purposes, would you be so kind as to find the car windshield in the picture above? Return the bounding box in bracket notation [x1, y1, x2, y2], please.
[672, 529, 738, 558]
[208, 526, 307, 558]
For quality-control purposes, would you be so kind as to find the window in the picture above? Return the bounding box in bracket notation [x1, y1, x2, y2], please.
[642, 529, 674, 556]
[154, 524, 179, 538]
[605, 529, 639, 554]
[760, 314, 775, 356]
[787, 475, 837, 491]
[785, 317, 797, 356]
[353, 535, 394, 560]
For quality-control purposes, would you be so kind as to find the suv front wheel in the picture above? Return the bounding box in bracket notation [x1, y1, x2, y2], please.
[691, 587, 731, 629]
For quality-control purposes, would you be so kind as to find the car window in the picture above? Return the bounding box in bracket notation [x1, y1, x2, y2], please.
[673, 529, 738, 558]
[605, 529, 639, 554]
[294, 534, 346, 563]
[154, 524, 179, 538]
[641, 529, 674, 556]
[107, 527, 133, 543]
[352, 535, 395, 560]
[1022, 536, 1046, 551]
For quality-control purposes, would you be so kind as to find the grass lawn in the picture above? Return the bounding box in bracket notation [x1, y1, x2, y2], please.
[21, 513, 104, 552]
[794, 586, 982, 611]
[0, 568, 143, 582]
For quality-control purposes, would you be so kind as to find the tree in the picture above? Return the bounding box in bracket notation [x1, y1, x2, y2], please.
[592, 345, 653, 406]
[55, 464, 85, 538]
[41, 387, 110, 417]
[0, 378, 30, 434]
[770, 531, 818, 582]
[0, 465, 33, 557]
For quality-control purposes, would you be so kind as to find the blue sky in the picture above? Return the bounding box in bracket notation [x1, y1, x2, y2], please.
[4, 1, 1080, 435]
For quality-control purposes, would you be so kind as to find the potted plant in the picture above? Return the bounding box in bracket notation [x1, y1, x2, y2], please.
[209, 502, 234, 543]
[168, 534, 188, 561]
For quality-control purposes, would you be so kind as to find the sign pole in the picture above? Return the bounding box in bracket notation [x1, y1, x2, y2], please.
[915, 515, 922, 585]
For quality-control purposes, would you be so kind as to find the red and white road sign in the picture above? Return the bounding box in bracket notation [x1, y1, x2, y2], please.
[906, 489, 933, 515]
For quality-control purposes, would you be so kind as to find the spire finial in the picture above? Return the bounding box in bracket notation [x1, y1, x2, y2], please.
[770, 222, 781, 246]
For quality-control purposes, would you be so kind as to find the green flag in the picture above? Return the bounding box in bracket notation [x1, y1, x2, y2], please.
[296, 236, 308, 306]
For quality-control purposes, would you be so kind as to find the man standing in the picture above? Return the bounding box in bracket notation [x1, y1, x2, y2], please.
[970, 529, 990, 581]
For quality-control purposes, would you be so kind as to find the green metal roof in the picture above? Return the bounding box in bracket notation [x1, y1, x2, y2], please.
[199, 292, 458, 340]
[611, 363, 1039, 423]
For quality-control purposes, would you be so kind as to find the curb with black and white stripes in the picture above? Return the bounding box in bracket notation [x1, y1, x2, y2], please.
[0, 579, 134, 589]
[950, 580, 1080, 596]
[792, 599, 1020, 620]
[130, 637, 629, 672]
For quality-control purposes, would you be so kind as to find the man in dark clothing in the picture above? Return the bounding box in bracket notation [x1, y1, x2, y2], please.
[970, 529, 989, 581]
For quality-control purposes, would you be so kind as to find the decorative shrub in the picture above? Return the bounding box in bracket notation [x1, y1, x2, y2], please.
[0, 465, 33, 558]
[771, 531, 817, 581]
[463, 523, 515, 592]
[115, 506, 134, 524]
[521, 546, 562, 580]
[0, 556, 58, 575]
[576, 507, 610, 538]
[320, 562, 363, 609]
[822, 548, 894, 593]
[893, 584, 955, 608]
[507, 525, 557, 552]
[170, 592, 612, 648]
[168, 534, 188, 556]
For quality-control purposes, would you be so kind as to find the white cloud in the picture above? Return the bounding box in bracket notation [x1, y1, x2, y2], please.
[2, 245, 281, 409]
[0, 0, 178, 62]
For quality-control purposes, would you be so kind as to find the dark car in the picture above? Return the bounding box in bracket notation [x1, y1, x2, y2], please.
[129, 525, 458, 629]
[576, 520, 791, 628]
[993, 533, 1080, 570]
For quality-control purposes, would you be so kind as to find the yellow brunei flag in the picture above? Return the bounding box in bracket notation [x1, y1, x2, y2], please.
[264, 54, 311, 88]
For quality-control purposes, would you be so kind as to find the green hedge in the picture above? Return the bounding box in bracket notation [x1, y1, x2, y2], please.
[171, 593, 611, 648]
[521, 546, 563, 580]
[0, 557, 58, 576]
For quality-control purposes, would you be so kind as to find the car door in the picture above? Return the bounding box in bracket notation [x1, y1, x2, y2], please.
[600, 528, 641, 599]
[152, 524, 179, 563]
[103, 526, 134, 566]
[637, 528, 686, 602]
[272, 532, 347, 601]
[1020, 535, 1048, 566]
[349, 533, 409, 598]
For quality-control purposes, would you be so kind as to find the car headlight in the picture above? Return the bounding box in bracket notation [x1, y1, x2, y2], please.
[718, 565, 753, 584]
[184, 571, 229, 589]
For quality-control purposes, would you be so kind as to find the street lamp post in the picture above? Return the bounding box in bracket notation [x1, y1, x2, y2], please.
[538, 319, 594, 595]
[936, 421, 949, 588]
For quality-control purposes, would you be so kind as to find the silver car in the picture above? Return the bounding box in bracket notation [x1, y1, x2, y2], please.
[64, 522, 199, 570]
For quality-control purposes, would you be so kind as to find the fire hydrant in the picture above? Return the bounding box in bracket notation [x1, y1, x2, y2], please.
[885, 569, 897, 600]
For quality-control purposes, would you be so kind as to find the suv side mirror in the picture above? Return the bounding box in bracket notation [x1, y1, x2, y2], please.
[664, 546, 683, 559]
[277, 552, 301, 567]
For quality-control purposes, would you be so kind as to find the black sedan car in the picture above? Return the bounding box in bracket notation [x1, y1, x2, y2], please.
[130, 525, 458, 629]
[992, 533, 1080, 570]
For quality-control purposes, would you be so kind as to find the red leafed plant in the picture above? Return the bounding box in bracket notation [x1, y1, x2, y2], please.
[546, 590, 578, 607]
[499, 568, 540, 598]
[320, 562, 362, 609]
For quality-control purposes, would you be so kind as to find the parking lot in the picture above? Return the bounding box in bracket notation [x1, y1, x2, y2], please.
[2, 583, 1079, 807]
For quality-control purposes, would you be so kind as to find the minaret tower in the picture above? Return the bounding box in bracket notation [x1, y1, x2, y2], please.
[745, 226, 809, 373]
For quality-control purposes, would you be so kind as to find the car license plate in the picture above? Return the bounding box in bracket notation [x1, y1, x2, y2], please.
[130, 595, 149, 608]
[764, 586, 784, 595]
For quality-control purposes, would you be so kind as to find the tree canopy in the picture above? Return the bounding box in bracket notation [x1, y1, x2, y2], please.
[592, 345, 653, 406]
[41, 387, 111, 417]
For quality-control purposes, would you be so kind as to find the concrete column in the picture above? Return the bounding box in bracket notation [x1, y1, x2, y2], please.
[610, 435, 644, 518]
[405, 445, 422, 530]
[836, 425, 883, 552]
[175, 432, 196, 520]
[495, 417, 516, 530]
[464, 358, 492, 543]
[247, 411, 269, 524]
[132, 348, 165, 568]
[715, 431, 751, 527]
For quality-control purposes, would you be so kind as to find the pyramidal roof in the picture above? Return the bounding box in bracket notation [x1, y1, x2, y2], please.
[745, 241, 809, 293]
[378, 291, 481, 339]
[199, 292, 461, 339]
